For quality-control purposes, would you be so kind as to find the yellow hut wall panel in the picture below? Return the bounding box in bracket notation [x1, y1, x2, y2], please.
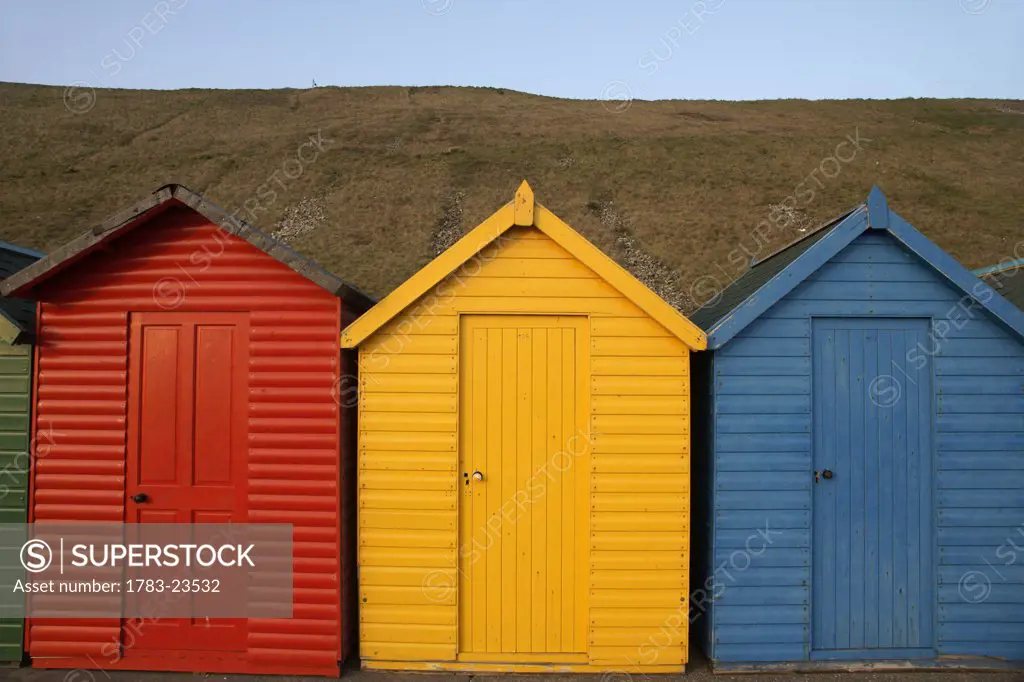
[357, 226, 689, 669]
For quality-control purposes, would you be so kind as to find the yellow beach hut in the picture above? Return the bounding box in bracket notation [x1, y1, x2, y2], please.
[341, 182, 706, 674]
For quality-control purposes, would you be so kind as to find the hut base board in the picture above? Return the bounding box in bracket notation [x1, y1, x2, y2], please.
[713, 658, 1024, 674]
[362, 660, 685, 674]
[30, 653, 339, 678]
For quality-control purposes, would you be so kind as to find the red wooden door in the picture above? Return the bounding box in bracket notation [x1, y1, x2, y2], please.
[124, 312, 249, 653]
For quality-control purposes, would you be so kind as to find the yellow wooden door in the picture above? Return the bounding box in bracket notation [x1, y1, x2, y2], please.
[457, 315, 589, 661]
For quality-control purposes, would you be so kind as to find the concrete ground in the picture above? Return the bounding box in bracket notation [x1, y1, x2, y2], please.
[2, 648, 1022, 682]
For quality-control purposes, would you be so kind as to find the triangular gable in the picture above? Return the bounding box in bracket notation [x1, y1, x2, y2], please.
[700, 186, 1024, 349]
[341, 181, 707, 350]
[0, 184, 374, 310]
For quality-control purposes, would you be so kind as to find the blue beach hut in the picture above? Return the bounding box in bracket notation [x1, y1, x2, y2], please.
[690, 188, 1024, 671]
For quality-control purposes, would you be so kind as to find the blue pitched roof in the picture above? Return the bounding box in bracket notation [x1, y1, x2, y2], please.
[0, 241, 44, 338]
[694, 187, 1024, 349]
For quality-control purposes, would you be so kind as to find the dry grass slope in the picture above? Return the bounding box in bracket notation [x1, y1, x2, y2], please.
[1, 82, 1022, 310]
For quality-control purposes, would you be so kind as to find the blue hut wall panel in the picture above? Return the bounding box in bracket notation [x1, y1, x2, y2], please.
[695, 194, 1024, 668]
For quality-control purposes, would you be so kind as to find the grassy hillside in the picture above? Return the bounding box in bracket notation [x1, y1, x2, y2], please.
[1, 82, 1022, 310]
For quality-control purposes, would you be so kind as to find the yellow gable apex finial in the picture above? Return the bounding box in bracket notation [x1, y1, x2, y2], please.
[513, 180, 534, 226]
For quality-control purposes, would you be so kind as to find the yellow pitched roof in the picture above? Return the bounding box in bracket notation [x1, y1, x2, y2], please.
[341, 181, 707, 350]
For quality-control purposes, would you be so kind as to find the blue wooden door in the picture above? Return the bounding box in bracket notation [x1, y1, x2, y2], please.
[811, 318, 934, 660]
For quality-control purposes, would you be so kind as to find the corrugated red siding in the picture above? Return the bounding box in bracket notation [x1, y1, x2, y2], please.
[27, 204, 354, 676]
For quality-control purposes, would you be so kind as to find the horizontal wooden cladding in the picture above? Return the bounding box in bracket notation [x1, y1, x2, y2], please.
[361, 470, 455, 491]
[811, 261, 936, 284]
[251, 326, 339, 343]
[445, 277, 619, 298]
[592, 414, 688, 434]
[33, 475, 124, 492]
[359, 431, 456, 451]
[34, 458, 123, 476]
[361, 354, 457, 374]
[250, 416, 336, 435]
[33, 503, 124, 521]
[360, 546, 458, 568]
[590, 608, 689, 630]
[359, 566, 457, 587]
[478, 233, 573, 260]
[362, 392, 457, 413]
[591, 434, 689, 453]
[248, 402, 337, 419]
[591, 511, 687, 532]
[249, 448, 338, 467]
[60, 296, 336, 312]
[360, 451, 456, 471]
[592, 337, 685, 357]
[250, 340, 340, 357]
[362, 623, 454, 644]
[591, 551, 687, 570]
[469, 257, 597, 279]
[592, 454, 687, 473]
[593, 492, 688, 512]
[360, 641, 453, 661]
[589, 624, 686, 646]
[361, 584, 457, 607]
[590, 589, 687, 608]
[37, 399, 125, 416]
[716, 356, 809, 376]
[361, 372, 458, 394]
[716, 414, 809, 435]
[593, 376, 688, 395]
[246, 631, 339, 652]
[590, 646, 684, 667]
[362, 605, 455, 625]
[724, 337, 809, 358]
[591, 473, 688, 494]
[248, 371, 335, 389]
[588, 316, 672, 337]
[361, 510, 455, 531]
[360, 489, 456, 511]
[717, 394, 809, 415]
[361, 335, 457, 356]
[593, 357, 688, 376]
[434, 297, 646, 316]
[938, 394, 1024, 414]
[361, 412, 456, 432]
[376, 315, 459, 339]
[938, 452, 1024, 471]
[937, 413, 1024, 432]
[789, 281, 955, 302]
[591, 532, 688, 551]
[38, 370, 125, 386]
[77, 265, 310, 286]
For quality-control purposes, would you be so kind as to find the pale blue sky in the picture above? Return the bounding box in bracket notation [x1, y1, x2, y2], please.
[1, 0, 1020, 100]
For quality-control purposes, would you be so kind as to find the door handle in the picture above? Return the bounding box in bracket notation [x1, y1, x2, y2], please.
[814, 470, 834, 484]
[131, 493, 149, 503]
[472, 471, 484, 482]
